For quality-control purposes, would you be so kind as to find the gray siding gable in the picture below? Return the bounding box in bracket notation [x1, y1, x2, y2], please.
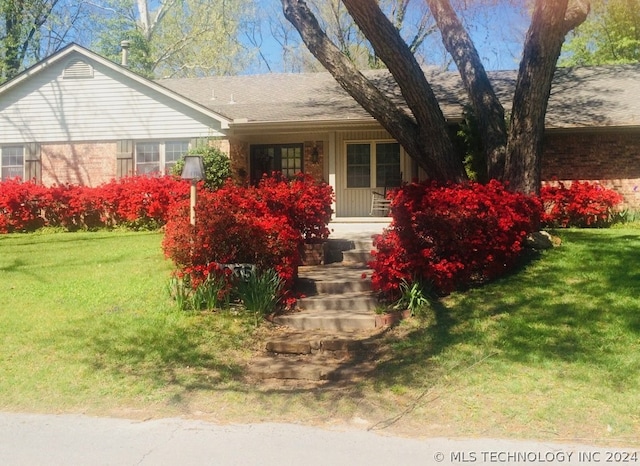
[0, 46, 229, 144]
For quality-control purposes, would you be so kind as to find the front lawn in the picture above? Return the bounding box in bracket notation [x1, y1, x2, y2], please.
[370, 228, 640, 443]
[0, 228, 638, 445]
[0, 230, 256, 413]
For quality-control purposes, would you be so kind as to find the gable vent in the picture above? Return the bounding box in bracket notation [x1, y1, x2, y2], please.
[63, 59, 94, 79]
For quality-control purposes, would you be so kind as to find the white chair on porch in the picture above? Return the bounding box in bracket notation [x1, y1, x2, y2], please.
[370, 171, 402, 216]
[370, 190, 392, 216]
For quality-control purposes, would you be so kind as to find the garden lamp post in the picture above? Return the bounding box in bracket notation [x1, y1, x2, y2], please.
[181, 155, 205, 226]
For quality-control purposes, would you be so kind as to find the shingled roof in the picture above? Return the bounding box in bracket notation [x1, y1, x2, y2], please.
[157, 64, 640, 129]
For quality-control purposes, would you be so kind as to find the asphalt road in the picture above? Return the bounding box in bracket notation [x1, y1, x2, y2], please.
[0, 412, 637, 465]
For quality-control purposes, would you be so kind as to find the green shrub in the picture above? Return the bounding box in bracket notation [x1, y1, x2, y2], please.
[191, 272, 231, 311]
[172, 144, 231, 190]
[168, 269, 231, 312]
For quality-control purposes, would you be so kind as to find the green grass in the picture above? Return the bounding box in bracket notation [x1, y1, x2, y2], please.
[0, 228, 639, 445]
[371, 228, 640, 443]
[0, 230, 255, 412]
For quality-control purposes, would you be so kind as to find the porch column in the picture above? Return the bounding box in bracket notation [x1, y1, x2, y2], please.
[328, 131, 337, 220]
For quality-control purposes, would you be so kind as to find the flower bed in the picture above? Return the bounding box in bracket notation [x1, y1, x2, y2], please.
[370, 180, 542, 297]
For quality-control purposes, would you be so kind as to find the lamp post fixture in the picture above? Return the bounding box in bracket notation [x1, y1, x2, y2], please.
[181, 155, 205, 226]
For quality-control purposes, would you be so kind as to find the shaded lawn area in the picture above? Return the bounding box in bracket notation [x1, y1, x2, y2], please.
[0, 228, 638, 444]
[372, 229, 640, 442]
[0, 230, 256, 412]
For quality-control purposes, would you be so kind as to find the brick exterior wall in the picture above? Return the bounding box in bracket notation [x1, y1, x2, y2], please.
[228, 138, 249, 185]
[32, 129, 640, 211]
[41, 142, 117, 187]
[542, 130, 640, 209]
[304, 140, 324, 182]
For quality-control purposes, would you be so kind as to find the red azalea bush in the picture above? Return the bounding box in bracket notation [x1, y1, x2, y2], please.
[0, 176, 190, 233]
[162, 181, 301, 295]
[254, 173, 334, 243]
[0, 178, 47, 233]
[162, 173, 334, 302]
[99, 176, 190, 229]
[40, 184, 105, 231]
[540, 180, 624, 228]
[370, 180, 542, 298]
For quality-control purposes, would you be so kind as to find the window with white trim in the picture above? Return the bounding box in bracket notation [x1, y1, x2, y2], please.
[135, 141, 189, 175]
[346, 143, 371, 188]
[346, 141, 401, 188]
[1, 145, 24, 181]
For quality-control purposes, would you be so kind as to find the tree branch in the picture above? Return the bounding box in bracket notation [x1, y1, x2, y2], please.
[564, 0, 590, 34]
[281, 0, 425, 166]
[427, 0, 508, 180]
[341, 0, 465, 181]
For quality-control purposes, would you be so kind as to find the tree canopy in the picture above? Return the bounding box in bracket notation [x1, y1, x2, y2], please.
[89, 0, 254, 78]
[0, 0, 88, 83]
[561, 0, 640, 65]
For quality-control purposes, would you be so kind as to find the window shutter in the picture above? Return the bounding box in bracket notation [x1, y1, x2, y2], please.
[116, 140, 134, 178]
[24, 143, 41, 183]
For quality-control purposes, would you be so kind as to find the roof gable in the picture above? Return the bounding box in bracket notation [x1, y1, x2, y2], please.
[0, 43, 231, 130]
[3, 43, 638, 133]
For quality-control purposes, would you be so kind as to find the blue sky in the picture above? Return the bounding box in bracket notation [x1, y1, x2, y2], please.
[249, 0, 530, 74]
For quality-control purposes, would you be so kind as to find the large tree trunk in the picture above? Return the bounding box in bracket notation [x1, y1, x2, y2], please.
[426, 0, 508, 180]
[505, 0, 590, 194]
[341, 0, 465, 182]
[283, 0, 466, 182]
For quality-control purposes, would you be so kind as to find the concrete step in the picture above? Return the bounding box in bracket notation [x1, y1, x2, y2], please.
[295, 265, 372, 295]
[326, 238, 374, 251]
[247, 354, 379, 382]
[248, 328, 384, 381]
[263, 330, 377, 356]
[342, 249, 373, 266]
[274, 308, 380, 331]
[295, 292, 378, 312]
[248, 355, 343, 381]
[296, 277, 371, 294]
[325, 238, 375, 264]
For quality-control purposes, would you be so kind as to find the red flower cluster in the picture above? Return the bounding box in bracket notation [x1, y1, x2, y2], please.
[370, 180, 542, 297]
[0, 178, 47, 233]
[0, 176, 190, 233]
[254, 173, 334, 243]
[540, 180, 623, 228]
[162, 175, 334, 299]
